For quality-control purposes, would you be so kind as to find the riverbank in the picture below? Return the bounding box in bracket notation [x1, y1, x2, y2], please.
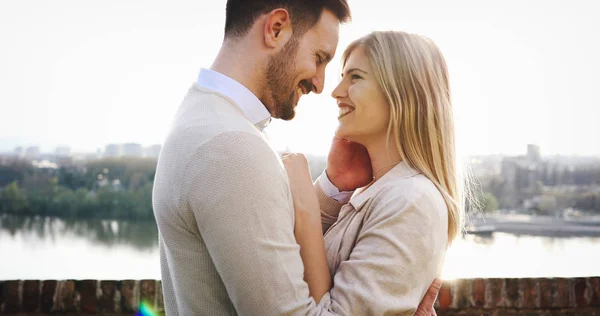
[465, 214, 600, 237]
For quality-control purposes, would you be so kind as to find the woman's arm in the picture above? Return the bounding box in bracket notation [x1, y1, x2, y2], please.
[282, 153, 332, 302]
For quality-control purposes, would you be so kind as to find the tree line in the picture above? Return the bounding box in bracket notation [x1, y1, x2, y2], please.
[0, 157, 156, 220]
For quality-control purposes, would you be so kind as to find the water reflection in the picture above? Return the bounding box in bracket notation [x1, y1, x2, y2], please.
[464, 234, 495, 245]
[0, 215, 158, 250]
[442, 232, 600, 279]
[2, 215, 600, 280]
[0, 215, 160, 280]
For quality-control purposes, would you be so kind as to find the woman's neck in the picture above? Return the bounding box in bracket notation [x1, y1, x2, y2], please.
[364, 138, 403, 181]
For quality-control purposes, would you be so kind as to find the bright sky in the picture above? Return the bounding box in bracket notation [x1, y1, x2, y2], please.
[1, 0, 598, 157]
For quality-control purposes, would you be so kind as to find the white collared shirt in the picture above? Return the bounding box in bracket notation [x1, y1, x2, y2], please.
[196, 68, 272, 131]
[197, 68, 352, 203]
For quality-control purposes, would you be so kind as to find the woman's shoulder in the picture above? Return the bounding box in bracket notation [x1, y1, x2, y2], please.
[380, 173, 443, 202]
[360, 174, 449, 249]
[371, 174, 448, 221]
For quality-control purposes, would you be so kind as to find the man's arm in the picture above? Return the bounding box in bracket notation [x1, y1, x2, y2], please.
[185, 132, 326, 315]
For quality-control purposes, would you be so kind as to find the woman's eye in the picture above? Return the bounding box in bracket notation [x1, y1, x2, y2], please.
[351, 74, 362, 80]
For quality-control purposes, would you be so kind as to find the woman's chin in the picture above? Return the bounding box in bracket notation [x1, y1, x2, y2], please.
[334, 127, 354, 141]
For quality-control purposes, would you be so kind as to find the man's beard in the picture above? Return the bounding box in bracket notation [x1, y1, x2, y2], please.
[264, 37, 306, 121]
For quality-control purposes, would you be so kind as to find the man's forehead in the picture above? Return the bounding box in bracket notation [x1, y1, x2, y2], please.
[310, 9, 340, 57]
[320, 33, 339, 61]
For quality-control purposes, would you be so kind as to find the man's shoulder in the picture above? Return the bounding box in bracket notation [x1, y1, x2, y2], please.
[174, 131, 287, 200]
[198, 131, 280, 167]
[163, 128, 271, 165]
[158, 83, 276, 175]
[168, 84, 265, 149]
[186, 83, 243, 112]
[179, 83, 245, 118]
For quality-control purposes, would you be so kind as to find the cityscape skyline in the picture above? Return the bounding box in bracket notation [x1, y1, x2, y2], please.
[6, 142, 163, 158]
[3, 142, 600, 162]
[2, 130, 600, 158]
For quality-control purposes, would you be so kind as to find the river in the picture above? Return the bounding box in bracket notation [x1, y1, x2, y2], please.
[1, 215, 599, 280]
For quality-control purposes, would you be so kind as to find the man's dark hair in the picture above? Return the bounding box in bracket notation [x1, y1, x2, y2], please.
[224, 0, 351, 39]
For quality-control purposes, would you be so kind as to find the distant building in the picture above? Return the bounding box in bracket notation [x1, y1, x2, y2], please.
[527, 144, 541, 163]
[55, 146, 71, 157]
[122, 143, 143, 157]
[14, 146, 23, 157]
[55, 156, 73, 167]
[144, 144, 162, 158]
[25, 146, 41, 159]
[104, 144, 121, 157]
[468, 156, 503, 179]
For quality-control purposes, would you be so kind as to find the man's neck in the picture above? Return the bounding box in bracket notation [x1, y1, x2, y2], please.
[211, 39, 264, 102]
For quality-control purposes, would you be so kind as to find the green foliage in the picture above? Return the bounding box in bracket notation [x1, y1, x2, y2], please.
[0, 181, 28, 213]
[0, 160, 34, 187]
[85, 157, 156, 190]
[481, 192, 499, 213]
[469, 191, 499, 214]
[0, 157, 157, 220]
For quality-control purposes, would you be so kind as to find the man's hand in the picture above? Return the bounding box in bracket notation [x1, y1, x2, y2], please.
[326, 137, 372, 191]
[281, 153, 320, 216]
[415, 278, 442, 316]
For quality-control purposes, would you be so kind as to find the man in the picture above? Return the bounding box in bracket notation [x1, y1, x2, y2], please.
[152, 0, 441, 314]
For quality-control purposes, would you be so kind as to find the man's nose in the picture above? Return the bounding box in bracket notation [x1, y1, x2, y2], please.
[310, 69, 326, 94]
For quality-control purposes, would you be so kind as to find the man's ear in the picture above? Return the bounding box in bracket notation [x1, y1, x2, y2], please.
[263, 8, 293, 49]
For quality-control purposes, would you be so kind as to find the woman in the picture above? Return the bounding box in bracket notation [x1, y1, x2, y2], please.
[282, 31, 464, 315]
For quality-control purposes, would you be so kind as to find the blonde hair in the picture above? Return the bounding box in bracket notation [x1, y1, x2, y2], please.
[343, 31, 465, 243]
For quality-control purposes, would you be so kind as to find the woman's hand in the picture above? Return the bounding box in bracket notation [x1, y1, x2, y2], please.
[281, 153, 320, 217]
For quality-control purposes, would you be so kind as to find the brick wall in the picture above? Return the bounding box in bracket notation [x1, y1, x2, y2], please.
[435, 277, 600, 315]
[1, 278, 599, 315]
